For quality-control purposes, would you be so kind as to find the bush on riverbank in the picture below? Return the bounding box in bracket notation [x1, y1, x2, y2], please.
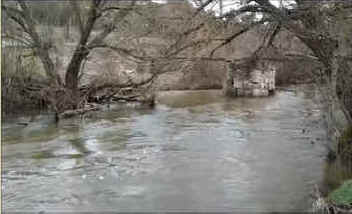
[315, 167, 352, 213]
[328, 179, 352, 207]
[321, 126, 352, 213]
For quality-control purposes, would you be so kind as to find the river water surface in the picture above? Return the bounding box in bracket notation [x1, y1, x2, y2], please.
[3, 87, 328, 212]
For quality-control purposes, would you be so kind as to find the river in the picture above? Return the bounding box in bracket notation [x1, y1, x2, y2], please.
[2, 86, 328, 212]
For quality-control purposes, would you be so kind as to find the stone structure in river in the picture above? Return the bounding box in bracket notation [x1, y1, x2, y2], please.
[223, 48, 278, 97]
[232, 62, 276, 97]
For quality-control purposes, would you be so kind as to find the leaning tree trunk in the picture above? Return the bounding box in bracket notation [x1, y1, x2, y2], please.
[328, 53, 350, 127]
[321, 53, 351, 154]
[295, 31, 351, 127]
[65, 37, 91, 89]
[65, 1, 99, 94]
[64, 49, 89, 109]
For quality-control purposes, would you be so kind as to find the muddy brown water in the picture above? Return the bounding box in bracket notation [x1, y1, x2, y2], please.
[2, 86, 329, 212]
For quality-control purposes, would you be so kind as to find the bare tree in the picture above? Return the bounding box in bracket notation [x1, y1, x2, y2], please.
[192, 0, 352, 126]
[2, 0, 225, 115]
[2, 0, 157, 112]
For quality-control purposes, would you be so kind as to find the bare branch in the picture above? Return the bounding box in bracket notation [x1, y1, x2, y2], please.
[210, 18, 270, 57]
[193, 0, 214, 17]
[88, 1, 137, 47]
[88, 44, 145, 61]
[266, 23, 281, 47]
[166, 39, 210, 58]
[2, 6, 30, 33]
[3, 1, 60, 84]
[284, 52, 319, 61]
[2, 34, 33, 47]
[166, 23, 205, 56]
[220, 4, 265, 19]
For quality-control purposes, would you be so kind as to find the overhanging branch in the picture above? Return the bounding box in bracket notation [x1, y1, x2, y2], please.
[210, 18, 270, 57]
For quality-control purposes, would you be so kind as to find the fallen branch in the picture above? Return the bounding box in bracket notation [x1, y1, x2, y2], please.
[111, 95, 140, 102]
[58, 106, 100, 119]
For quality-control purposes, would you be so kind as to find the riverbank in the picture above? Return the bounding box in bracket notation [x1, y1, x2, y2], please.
[311, 85, 352, 212]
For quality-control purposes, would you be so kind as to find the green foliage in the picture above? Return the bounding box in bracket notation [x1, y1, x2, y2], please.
[329, 179, 352, 206]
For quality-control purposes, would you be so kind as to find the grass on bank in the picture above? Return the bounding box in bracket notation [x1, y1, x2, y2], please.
[323, 126, 352, 207]
[329, 179, 352, 206]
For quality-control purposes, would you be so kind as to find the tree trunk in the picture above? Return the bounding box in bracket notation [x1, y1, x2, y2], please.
[63, 47, 90, 111]
[322, 54, 351, 153]
[37, 48, 62, 86]
[329, 55, 351, 127]
[65, 46, 89, 91]
[65, 2, 99, 92]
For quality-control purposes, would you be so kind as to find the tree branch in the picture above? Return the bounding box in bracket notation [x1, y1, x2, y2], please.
[3, 1, 60, 84]
[2, 34, 33, 47]
[284, 52, 319, 61]
[193, 0, 214, 17]
[87, 44, 145, 61]
[266, 23, 281, 47]
[2, 6, 30, 34]
[220, 4, 265, 19]
[210, 18, 270, 57]
[166, 39, 209, 58]
[88, 1, 136, 47]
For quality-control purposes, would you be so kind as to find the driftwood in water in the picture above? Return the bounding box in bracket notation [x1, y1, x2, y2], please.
[58, 106, 100, 119]
[56, 93, 154, 120]
[22, 80, 155, 121]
